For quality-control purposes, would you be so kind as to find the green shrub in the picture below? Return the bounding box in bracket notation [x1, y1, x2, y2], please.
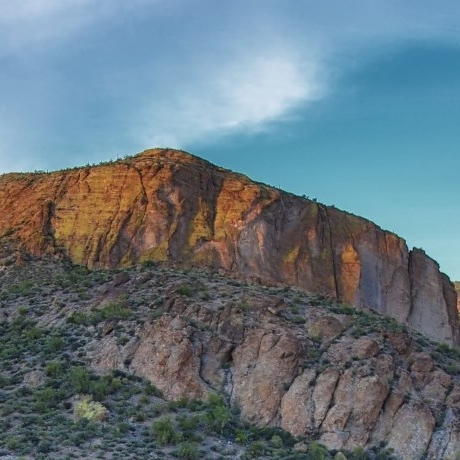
[34, 386, 57, 409]
[292, 315, 306, 324]
[90, 378, 111, 401]
[351, 327, 366, 339]
[177, 284, 193, 297]
[44, 335, 65, 353]
[235, 428, 249, 444]
[349, 446, 367, 460]
[6, 435, 20, 450]
[117, 421, 131, 435]
[176, 441, 200, 460]
[67, 312, 88, 325]
[374, 448, 397, 460]
[9, 280, 34, 296]
[178, 414, 201, 431]
[151, 416, 177, 445]
[208, 405, 232, 435]
[207, 392, 225, 407]
[17, 306, 29, 316]
[69, 367, 91, 393]
[145, 382, 162, 397]
[0, 374, 10, 388]
[270, 434, 283, 448]
[98, 301, 131, 321]
[45, 361, 63, 378]
[308, 441, 329, 460]
[246, 440, 267, 458]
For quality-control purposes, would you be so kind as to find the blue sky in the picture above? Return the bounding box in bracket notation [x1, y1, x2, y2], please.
[1, 1, 459, 279]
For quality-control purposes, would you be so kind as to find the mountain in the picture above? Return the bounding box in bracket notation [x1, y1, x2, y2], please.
[0, 148, 458, 345]
[1, 149, 460, 460]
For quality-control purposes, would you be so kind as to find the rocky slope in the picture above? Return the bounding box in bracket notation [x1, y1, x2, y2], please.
[0, 246, 460, 460]
[0, 148, 458, 345]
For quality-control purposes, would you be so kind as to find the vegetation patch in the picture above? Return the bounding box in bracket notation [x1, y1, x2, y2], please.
[74, 395, 108, 421]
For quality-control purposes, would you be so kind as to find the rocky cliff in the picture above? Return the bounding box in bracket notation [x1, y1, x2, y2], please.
[0, 148, 458, 344]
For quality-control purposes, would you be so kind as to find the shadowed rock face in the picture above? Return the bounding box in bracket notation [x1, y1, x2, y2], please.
[456, 282, 460, 313]
[0, 148, 458, 344]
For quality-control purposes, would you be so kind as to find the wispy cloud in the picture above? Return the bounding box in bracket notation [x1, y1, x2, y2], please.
[135, 51, 323, 148]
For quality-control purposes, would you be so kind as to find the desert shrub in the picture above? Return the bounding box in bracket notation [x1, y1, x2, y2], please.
[144, 381, 162, 397]
[116, 421, 131, 435]
[69, 367, 91, 393]
[292, 315, 306, 324]
[438, 342, 460, 360]
[74, 395, 108, 421]
[45, 361, 63, 378]
[9, 280, 34, 296]
[348, 446, 367, 460]
[270, 434, 283, 448]
[374, 448, 397, 460]
[176, 441, 200, 460]
[0, 374, 10, 388]
[351, 327, 366, 339]
[246, 440, 267, 458]
[207, 393, 225, 407]
[177, 284, 193, 297]
[44, 335, 65, 354]
[17, 305, 29, 315]
[178, 414, 201, 432]
[5, 435, 20, 450]
[98, 301, 131, 321]
[32, 385, 66, 413]
[151, 416, 177, 445]
[67, 312, 88, 325]
[207, 404, 232, 435]
[90, 379, 111, 401]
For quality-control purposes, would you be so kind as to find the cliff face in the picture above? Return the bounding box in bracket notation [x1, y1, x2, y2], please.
[456, 283, 460, 313]
[0, 148, 458, 344]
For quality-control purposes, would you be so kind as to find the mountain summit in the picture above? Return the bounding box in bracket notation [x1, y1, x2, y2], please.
[0, 148, 458, 344]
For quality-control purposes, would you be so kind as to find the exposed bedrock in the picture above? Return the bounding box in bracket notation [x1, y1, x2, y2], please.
[0, 148, 458, 344]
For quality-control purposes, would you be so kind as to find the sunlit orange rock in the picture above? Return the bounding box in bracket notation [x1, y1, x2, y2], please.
[0, 148, 458, 344]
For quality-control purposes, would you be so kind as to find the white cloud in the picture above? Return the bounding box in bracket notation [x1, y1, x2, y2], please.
[136, 51, 324, 148]
[2, 0, 460, 162]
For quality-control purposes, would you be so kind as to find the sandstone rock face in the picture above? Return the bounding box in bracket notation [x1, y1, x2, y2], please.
[0, 149, 458, 344]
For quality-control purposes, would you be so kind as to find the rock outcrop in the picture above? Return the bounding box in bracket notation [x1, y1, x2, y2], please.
[0, 148, 458, 344]
[80, 268, 460, 460]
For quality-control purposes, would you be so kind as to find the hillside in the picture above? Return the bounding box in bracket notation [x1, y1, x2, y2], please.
[1, 237, 460, 459]
[0, 148, 458, 345]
